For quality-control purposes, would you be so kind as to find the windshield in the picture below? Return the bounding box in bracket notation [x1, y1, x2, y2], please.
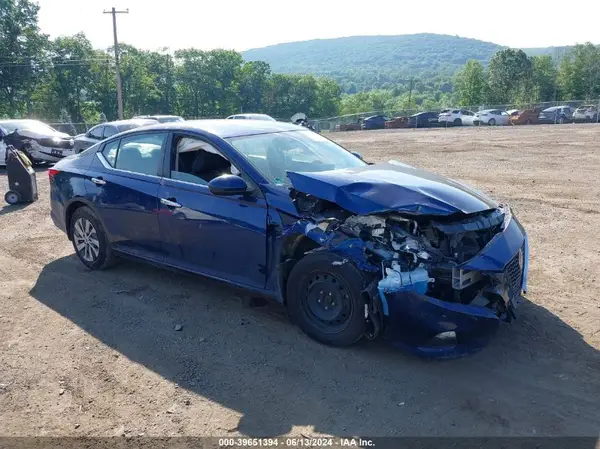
[227, 130, 366, 186]
[0, 120, 57, 135]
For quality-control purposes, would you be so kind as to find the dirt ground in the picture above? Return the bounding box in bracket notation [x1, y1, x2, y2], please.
[0, 124, 599, 438]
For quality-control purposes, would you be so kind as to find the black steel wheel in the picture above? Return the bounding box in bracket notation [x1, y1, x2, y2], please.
[286, 252, 367, 346]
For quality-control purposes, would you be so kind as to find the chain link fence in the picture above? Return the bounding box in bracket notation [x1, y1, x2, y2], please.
[313, 99, 600, 132]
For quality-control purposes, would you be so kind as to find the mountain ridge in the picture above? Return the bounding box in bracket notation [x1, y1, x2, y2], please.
[241, 33, 569, 80]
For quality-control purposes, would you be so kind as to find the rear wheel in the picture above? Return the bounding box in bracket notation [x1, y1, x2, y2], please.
[488, 118, 496, 126]
[286, 252, 367, 346]
[558, 116, 565, 124]
[70, 206, 116, 270]
[4, 190, 21, 205]
[453, 118, 462, 126]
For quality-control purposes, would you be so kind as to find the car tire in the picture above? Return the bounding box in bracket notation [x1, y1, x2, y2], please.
[70, 206, 116, 270]
[558, 116, 565, 124]
[453, 118, 462, 126]
[488, 118, 496, 126]
[286, 252, 367, 347]
[526, 119, 532, 125]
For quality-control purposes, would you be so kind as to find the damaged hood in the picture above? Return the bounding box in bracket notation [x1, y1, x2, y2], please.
[287, 162, 498, 216]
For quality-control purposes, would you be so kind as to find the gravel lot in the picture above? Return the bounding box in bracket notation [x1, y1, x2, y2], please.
[0, 124, 599, 438]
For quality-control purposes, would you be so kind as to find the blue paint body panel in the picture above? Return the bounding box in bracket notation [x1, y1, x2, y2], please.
[49, 120, 529, 359]
[287, 162, 498, 216]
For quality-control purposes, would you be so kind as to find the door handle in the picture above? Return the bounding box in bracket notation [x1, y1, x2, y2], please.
[91, 177, 106, 185]
[160, 197, 182, 208]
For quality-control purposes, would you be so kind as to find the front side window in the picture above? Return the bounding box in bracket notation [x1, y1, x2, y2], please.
[227, 130, 366, 186]
[170, 135, 236, 186]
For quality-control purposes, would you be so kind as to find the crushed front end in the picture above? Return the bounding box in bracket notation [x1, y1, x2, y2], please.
[286, 192, 529, 358]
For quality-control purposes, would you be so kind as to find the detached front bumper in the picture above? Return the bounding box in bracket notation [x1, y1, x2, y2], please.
[380, 217, 529, 358]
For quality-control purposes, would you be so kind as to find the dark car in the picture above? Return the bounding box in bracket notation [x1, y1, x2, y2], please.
[538, 106, 573, 124]
[73, 119, 158, 154]
[132, 115, 184, 123]
[361, 115, 389, 130]
[408, 112, 440, 128]
[49, 120, 528, 358]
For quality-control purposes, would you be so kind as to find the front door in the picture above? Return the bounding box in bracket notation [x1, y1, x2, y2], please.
[156, 133, 268, 289]
[85, 131, 168, 260]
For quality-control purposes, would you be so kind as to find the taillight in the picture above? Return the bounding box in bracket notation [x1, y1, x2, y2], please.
[48, 168, 60, 180]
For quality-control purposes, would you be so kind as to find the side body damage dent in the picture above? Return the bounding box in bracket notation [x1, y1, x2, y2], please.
[282, 188, 529, 358]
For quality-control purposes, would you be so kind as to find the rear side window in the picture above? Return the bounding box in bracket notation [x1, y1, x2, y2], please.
[103, 126, 117, 138]
[89, 126, 104, 139]
[102, 140, 119, 166]
[115, 133, 166, 176]
[453, 110, 460, 114]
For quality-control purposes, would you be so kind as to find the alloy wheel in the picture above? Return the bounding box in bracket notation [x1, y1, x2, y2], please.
[73, 217, 100, 262]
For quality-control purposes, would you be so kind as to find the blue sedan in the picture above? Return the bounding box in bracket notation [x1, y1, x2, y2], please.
[49, 120, 529, 358]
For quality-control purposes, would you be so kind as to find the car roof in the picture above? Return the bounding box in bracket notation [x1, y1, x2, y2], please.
[99, 119, 157, 127]
[227, 113, 274, 119]
[115, 119, 303, 139]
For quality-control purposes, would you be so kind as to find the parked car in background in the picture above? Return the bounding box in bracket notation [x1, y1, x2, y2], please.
[0, 119, 74, 164]
[361, 115, 390, 130]
[408, 111, 439, 128]
[48, 119, 528, 357]
[572, 105, 598, 122]
[384, 116, 409, 129]
[538, 106, 573, 124]
[337, 121, 362, 131]
[438, 109, 475, 126]
[509, 109, 541, 125]
[473, 109, 510, 126]
[73, 119, 158, 154]
[132, 115, 184, 123]
[226, 113, 276, 121]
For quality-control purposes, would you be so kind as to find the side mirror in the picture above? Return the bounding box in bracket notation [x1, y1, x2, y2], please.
[351, 151, 363, 161]
[208, 174, 249, 196]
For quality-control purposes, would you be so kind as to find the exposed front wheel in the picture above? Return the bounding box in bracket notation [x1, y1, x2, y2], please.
[286, 252, 367, 346]
[70, 206, 116, 270]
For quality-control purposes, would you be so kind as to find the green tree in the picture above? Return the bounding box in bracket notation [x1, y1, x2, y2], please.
[50, 33, 96, 122]
[454, 60, 486, 106]
[313, 77, 341, 117]
[237, 61, 271, 113]
[487, 49, 533, 104]
[0, 0, 48, 116]
[531, 55, 558, 102]
[558, 43, 600, 100]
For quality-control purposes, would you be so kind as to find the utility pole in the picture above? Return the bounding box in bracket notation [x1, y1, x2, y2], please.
[103, 7, 129, 119]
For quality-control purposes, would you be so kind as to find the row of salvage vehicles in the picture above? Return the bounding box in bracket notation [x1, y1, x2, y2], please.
[337, 104, 599, 130]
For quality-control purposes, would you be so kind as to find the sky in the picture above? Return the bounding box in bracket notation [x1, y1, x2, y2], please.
[36, 0, 600, 52]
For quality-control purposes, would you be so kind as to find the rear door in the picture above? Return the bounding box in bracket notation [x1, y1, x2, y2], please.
[84, 131, 168, 260]
[156, 132, 268, 289]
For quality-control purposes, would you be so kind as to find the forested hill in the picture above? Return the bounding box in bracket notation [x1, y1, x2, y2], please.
[242, 34, 561, 91]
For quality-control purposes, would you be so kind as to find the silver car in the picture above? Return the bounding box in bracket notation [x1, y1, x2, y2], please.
[73, 119, 157, 153]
